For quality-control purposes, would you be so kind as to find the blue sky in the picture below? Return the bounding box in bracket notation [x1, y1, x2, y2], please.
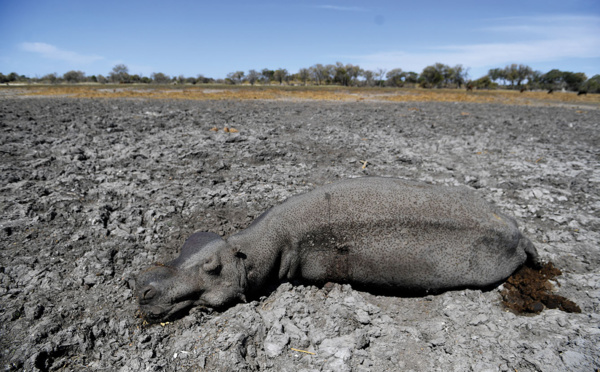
[1, 0, 599, 80]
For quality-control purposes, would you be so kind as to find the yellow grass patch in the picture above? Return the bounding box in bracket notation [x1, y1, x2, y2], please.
[4, 85, 599, 107]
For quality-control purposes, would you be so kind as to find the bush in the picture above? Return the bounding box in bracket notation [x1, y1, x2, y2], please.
[581, 75, 600, 93]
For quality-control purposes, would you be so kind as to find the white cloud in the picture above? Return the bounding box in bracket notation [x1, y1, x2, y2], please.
[20, 42, 103, 65]
[350, 15, 600, 73]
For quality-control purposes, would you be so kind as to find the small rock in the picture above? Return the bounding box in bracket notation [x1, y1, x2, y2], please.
[469, 314, 488, 326]
[355, 309, 371, 324]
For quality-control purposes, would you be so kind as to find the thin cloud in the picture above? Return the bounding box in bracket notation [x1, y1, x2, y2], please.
[351, 14, 600, 72]
[482, 14, 600, 25]
[20, 42, 103, 65]
[316, 5, 367, 12]
[481, 15, 600, 37]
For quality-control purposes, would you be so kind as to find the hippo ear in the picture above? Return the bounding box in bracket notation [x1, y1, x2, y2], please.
[202, 253, 221, 274]
[170, 232, 224, 267]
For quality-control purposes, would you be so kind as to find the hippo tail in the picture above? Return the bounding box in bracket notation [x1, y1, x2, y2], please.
[519, 236, 542, 269]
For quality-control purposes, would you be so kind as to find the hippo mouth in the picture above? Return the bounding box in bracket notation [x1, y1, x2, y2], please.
[140, 300, 195, 323]
[137, 274, 207, 322]
[139, 290, 214, 322]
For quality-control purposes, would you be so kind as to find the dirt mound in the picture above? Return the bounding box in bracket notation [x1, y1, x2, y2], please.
[502, 262, 581, 314]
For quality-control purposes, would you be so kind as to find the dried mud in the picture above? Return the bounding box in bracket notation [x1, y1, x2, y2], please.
[1, 96, 599, 371]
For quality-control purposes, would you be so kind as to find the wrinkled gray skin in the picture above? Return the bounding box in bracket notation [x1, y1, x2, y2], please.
[136, 177, 540, 322]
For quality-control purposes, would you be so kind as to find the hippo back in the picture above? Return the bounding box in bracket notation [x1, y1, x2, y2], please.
[253, 177, 531, 291]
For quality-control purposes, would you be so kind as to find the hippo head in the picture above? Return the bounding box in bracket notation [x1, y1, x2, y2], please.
[135, 232, 247, 323]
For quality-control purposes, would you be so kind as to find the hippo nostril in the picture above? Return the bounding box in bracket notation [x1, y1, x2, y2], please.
[142, 285, 157, 300]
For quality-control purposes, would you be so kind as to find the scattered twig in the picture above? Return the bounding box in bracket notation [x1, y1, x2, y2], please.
[291, 348, 315, 355]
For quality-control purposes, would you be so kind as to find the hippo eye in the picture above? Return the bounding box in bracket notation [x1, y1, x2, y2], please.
[202, 254, 221, 274]
[234, 250, 247, 259]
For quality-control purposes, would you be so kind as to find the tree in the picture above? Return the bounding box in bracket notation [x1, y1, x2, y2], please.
[41, 73, 59, 84]
[298, 68, 310, 86]
[420, 64, 444, 88]
[375, 68, 387, 87]
[7, 72, 19, 82]
[428, 63, 467, 88]
[362, 70, 375, 87]
[439, 64, 453, 86]
[332, 62, 350, 86]
[261, 69, 274, 84]
[273, 68, 288, 85]
[516, 64, 533, 87]
[527, 70, 543, 90]
[386, 68, 405, 87]
[187, 76, 198, 84]
[451, 64, 468, 88]
[346, 64, 361, 86]
[314, 64, 333, 85]
[151, 72, 170, 84]
[196, 74, 212, 84]
[472, 76, 496, 89]
[562, 71, 587, 91]
[226, 71, 244, 84]
[488, 68, 503, 84]
[324, 65, 336, 84]
[404, 72, 419, 84]
[174, 75, 186, 85]
[310, 64, 327, 85]
[109, 64, 129, 83]
[130, 74, 142, 83]
[63, 70, 85, 83]
[502, 64, 519, 87]
[542, 69, 564, 90]
[581, 75, 600, 93]
[246, 69, 259, 85]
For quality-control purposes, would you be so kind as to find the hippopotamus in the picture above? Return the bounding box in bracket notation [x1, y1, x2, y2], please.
[136, 177, 540, 322]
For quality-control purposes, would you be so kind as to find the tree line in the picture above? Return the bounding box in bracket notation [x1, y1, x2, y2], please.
[0, 64, 216, 86]
[224, 63, 469, 89]
[1, 62, 598, 93]
[471, 64, 594, 92]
